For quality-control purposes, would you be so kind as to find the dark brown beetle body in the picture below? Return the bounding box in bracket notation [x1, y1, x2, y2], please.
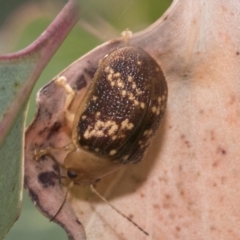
[53, 46, 167, 184]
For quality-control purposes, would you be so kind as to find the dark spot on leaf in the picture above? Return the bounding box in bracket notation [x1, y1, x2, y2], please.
[76, 219, 82, 225]
[210, 225, 217, 231]
[140, 193, 145, 198]
[38, 126, 48, 136]
[165, 194, 171, 199]
[14, 81, 20, 88]
[75, 75, 87, 90]
[52, 163, 60, 173]
[180, 134, 191, 148]
[179, 165, 183, 172]
[40, 108, 52, 120]
[29, 189, 39, 203]
[176, 226, 181, 232]
[38, 171, 58, 188]
[180, 134, 185, 139]
[217, 146, 227, 155]
[78, 210, 84, 215]
[229, 95, 235, 105]
[153, 204, 160, 209]
[47, 121, 62, 139]
[221, 149, 226, 155]
[180, 189, 185, 196]
[131, 175, 145, 184]
[163, 201, 170, 209]
[158, 176, 168, 183]
[210, 130, 215, 141]
[84, 67, 97, 78]
[220, 176, 226, 184]
[212, 161, 219, 168]
[24, 176, 30, 187]
[41, 82, 52, 95]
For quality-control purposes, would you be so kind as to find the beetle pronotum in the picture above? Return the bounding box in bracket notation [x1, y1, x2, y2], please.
[37, 45, 167, 236]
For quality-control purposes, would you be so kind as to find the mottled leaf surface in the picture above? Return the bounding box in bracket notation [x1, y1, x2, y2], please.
[25, 0, 240, 239]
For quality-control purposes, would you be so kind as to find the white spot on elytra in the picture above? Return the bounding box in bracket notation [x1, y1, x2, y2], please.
[143, 129, 153, 136]
[140, 102, 145, 109]
[122, 90, 127, 96]
[128, 76, 133, 82]
[107, 74, 113, 81]
[132, 82, 137, 89]
[117, 80, 124, 88]
[152, 106, 157, 113]
[128, 92, 135, 101]
[95, 112, 101, 117]
[136, 89, 143, 95]
[83, 120, 119, 139]
[108, 123, 119, 135]
[92, 96, 98, 102]
[110, 150, 117, 155]
[134, 100, 139, 106]
[105, 66, 110, 72]
[113, 72, 121, 77]
[121, 119, 134, 130]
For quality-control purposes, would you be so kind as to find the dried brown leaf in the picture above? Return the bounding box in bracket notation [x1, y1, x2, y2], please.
[25, 0, 240, 239]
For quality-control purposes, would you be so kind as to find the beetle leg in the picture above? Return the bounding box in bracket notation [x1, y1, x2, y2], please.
[35, 142, 76, 161]
[121, 29, 132, 45]
[55, 76, 75, 126]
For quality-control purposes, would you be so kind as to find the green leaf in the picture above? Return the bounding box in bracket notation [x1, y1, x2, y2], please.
[0, 105, 26, 239]
[0, 1, 80, 238]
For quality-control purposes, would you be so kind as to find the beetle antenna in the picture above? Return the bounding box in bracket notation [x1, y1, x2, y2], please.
[90, 185, 149, 236]
[50, 181, 74, 221]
